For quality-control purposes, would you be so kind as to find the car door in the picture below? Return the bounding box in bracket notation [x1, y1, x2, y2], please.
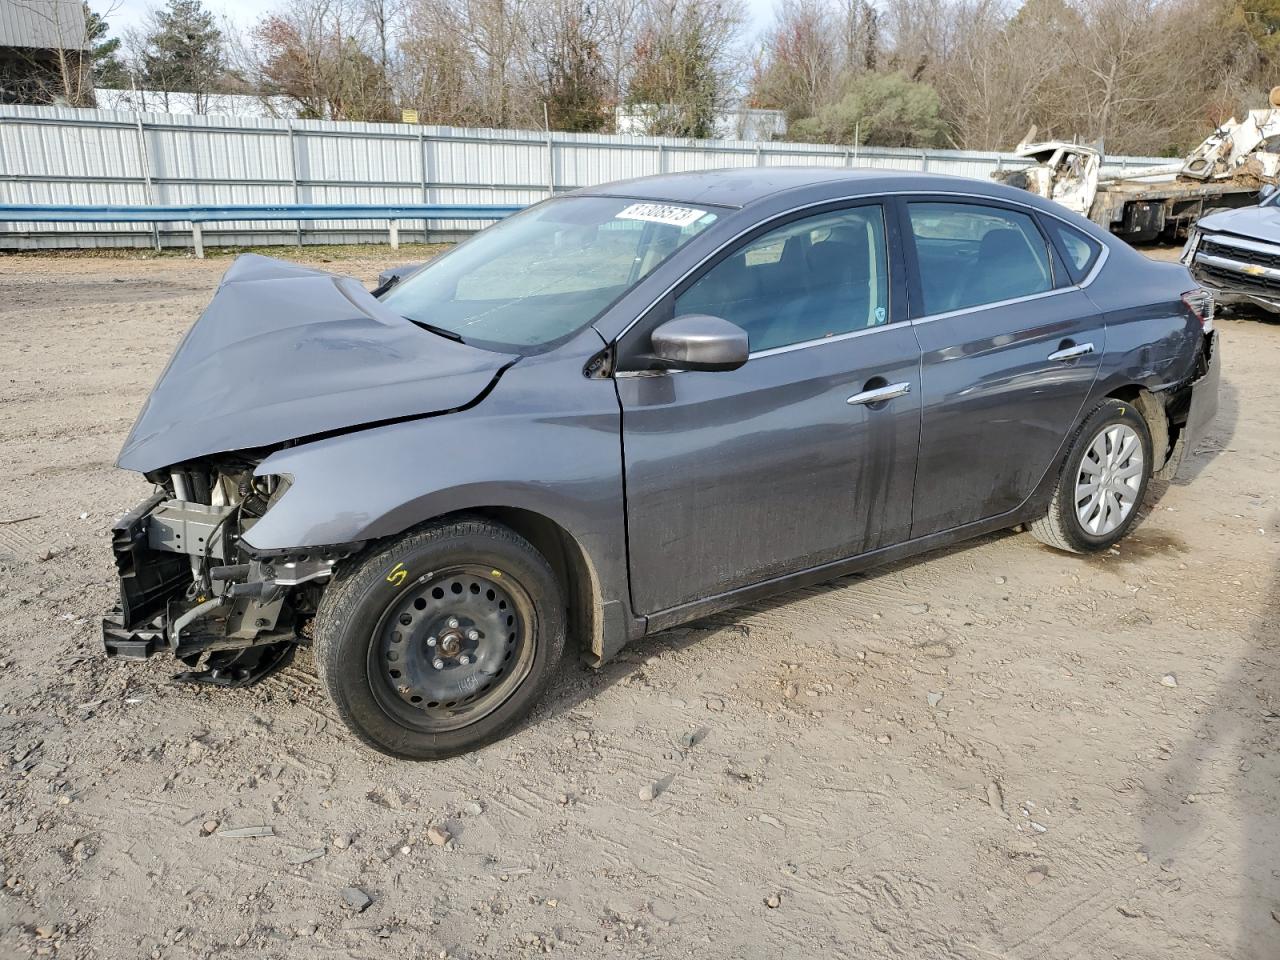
[615, 202, 922, 617]
[902, 198, 1106, 538]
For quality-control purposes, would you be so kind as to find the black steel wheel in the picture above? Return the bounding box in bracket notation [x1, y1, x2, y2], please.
[314, 517, 565, 760]
[370, 564, 536, 733]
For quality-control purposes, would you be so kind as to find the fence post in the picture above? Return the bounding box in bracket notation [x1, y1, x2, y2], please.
[133, 118, 160, 252]
[657, 142, 666, 174]
[921, 150, 930, 172]
[546, 131, 555, 198]
[287, 121, 302, 247]
[389, 219, 399, 250]
[191, 221, 204, 259]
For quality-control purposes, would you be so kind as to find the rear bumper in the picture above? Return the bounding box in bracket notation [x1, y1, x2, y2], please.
[1158, 330, 1220, 480]
[1181, 330, 1220, 458]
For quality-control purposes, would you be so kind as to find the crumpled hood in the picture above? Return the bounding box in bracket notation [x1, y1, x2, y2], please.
[118, 254, 516, 473]
[1197, 203, 1280, 244]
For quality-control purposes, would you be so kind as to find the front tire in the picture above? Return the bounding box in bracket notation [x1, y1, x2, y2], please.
[1031, 399, 1153, 554]
[314, 517, 565, 760]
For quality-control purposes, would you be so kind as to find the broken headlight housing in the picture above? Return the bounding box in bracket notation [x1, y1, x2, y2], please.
[1181, 227, 1201, 264]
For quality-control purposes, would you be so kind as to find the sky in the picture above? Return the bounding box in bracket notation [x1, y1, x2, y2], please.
[105, 0, 777, 42]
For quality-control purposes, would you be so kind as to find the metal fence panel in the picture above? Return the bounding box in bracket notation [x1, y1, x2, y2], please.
[0, 104, 1169, 250]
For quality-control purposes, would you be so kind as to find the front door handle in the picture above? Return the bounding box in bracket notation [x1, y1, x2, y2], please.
[847, 382, 911, 406]
[1048, 342, 1095, 362]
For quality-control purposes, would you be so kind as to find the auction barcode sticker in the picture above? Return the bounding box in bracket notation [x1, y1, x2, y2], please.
[616, 202, 707, 227]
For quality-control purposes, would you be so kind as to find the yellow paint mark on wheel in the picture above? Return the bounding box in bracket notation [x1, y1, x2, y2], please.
[491, 569, 503, 578]
[386, 562, 407, 586]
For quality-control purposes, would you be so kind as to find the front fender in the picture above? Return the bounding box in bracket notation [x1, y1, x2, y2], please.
[242, 344, 635, 659]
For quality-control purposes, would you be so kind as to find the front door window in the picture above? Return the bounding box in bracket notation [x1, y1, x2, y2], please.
[675, 206, 890, 352]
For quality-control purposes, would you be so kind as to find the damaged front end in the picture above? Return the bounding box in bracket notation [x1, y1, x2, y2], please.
[1182, 204, 1280, 314]
[102, 459, 361, 685]
[102, 253, 518, 686]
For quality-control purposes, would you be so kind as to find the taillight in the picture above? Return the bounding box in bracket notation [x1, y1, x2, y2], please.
[1181, 288, 1215, 331]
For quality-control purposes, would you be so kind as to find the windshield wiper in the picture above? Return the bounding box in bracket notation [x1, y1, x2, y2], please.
[406, 317, 465, 343]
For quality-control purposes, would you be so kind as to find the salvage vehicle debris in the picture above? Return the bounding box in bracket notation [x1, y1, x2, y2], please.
[103, 168, 1219, 759]
[993, 88, 1280, 242]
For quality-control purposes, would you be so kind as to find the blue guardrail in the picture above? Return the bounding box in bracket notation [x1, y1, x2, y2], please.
[0, 203, 524, 256]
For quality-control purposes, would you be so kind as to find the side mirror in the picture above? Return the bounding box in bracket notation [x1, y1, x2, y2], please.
[1260, 183, 1277, 204]
[650, 314, 749, 372]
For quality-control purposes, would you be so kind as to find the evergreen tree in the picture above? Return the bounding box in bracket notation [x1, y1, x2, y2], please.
[140, 0, 225, 98]
[1235, 0, 1280, 57]
[85, 6, 128, 88]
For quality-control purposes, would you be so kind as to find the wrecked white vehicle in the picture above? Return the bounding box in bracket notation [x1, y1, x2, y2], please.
[991, 139, 1101, 216]
[995, 96, 1280, 242]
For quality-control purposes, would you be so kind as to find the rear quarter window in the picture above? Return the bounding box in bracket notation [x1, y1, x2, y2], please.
[1042, 217, 1103, 283]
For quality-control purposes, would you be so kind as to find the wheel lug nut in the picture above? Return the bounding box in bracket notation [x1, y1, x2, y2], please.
[426, 636, 437, 647]
[432, 658, 445, 670]
[447, 617, 460, 629]
[466, 629, 480, 641]
[459, 654, 472, 665]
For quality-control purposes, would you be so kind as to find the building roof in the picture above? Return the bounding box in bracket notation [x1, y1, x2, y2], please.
[0, 0, 90, 50]
[95, 89, 303, 119]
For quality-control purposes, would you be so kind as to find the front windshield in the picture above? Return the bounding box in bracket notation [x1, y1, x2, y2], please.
[382, 196, 720, 351]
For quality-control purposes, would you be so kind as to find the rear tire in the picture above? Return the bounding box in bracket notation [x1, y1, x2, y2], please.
[1031, 399, 1152, 554]
[314, 517, 565, 760]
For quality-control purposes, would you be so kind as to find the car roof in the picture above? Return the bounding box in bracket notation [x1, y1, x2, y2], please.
[574, 166, 1026, 209]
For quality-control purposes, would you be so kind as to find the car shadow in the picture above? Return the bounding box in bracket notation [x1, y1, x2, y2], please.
[537, 527, 1022, 720]
[1139, 557, 1280, 956]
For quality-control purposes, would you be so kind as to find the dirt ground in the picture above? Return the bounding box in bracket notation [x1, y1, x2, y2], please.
[0, 244, 1276, 960]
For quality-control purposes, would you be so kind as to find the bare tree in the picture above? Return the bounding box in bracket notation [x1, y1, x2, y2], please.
[219, 0, 1277, 155]
[248, 0, 394, 120]
[459, 0, 534, 127]
[750, 0, 839, 120]
[626, 0, 747, 137]
[523, 0, 613, 130]
[838, 0, 878, 71]
[396, 0, 480, 123]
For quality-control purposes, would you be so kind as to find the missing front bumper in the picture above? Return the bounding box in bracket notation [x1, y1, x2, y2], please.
[102, 489, 357, 684]
[102, 492, 296, 667]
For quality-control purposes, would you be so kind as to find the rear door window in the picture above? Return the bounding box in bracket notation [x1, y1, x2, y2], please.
[906, 202, 1054, 314]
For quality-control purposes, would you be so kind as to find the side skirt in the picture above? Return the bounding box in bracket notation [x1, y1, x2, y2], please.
[641, 503, 1042, 636]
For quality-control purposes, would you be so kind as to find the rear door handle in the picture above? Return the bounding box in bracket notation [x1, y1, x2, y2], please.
[1048, 342, 1095, 362]
[847, 382, 911, 406]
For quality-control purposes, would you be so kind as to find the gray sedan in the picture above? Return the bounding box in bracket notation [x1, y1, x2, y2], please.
[103, 168, 1220, 758]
